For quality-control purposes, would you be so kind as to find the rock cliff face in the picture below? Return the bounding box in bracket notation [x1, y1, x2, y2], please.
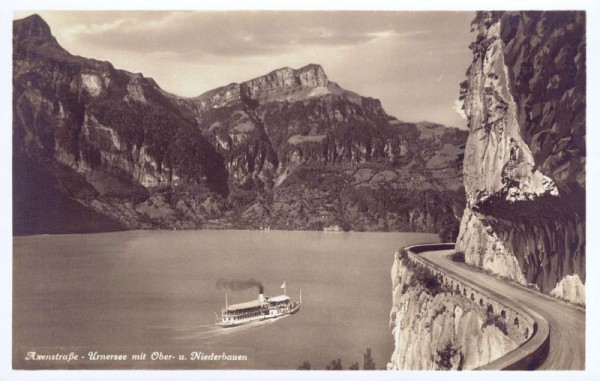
[240, 64, 330, 104]
[13, 14, 467, 235]
[455, 11, 585, 305]
[388, 250, 523, 370]
[388, 11, 585, 371]
[13, 14, 230, 233]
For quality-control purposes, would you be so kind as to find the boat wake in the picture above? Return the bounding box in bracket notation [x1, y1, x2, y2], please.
[150, 316, 289, 344]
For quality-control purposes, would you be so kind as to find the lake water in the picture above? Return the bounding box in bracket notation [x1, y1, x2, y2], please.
[13, 230, 437, 370]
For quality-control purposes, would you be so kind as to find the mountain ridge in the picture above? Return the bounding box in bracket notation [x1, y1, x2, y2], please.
[13, 14, 467, 236]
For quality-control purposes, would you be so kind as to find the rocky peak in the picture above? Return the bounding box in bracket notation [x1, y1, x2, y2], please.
[13, 14, 62, 51]
[14, 14, 52, 39]
[240, 63, 330, 104]
[294, 63, 329, 87]
[191, 64, 333, 110]
[13, 14, 68, 57]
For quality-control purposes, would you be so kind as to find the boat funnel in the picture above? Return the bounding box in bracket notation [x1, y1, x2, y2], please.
[258, 285, 265, 302]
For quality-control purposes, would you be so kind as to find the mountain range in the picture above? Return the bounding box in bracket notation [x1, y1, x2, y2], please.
[13, 14, 467, 235]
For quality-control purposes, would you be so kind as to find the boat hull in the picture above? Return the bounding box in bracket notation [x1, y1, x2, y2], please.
[217, 302, 302, 328]
[216, 317, 266, 328]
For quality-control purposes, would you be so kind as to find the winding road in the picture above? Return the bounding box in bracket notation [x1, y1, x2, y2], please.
[420, 249, 585, 370]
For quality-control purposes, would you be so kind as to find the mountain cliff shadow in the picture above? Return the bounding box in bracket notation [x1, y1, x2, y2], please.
[13, 154, 125, 236]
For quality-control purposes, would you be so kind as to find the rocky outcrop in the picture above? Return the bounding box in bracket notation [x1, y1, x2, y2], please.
[193, 83, 242, 111]
[388, 249, 523, 369]
[455, 11, 585, 305]
[241, 64, 330, 104]
[191, 65, 330, 111]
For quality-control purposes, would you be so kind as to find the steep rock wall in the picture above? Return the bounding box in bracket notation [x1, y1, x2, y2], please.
[241, 64, 330, 104]
[456, 11, 585, 305]
[388, 250, 522, 370]
[13, 15, 228, 197]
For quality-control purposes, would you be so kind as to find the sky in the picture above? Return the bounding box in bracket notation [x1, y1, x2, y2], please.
[14, 11, 475, 128]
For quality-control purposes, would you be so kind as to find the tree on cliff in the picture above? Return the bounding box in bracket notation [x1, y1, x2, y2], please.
[297, 361, 311, 370]
[436, 340, 460, 370]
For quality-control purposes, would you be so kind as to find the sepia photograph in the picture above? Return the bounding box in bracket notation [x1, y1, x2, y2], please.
[3, 0, 597, 379]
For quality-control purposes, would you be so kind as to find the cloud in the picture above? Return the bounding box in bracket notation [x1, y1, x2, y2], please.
[61, 18, 136, 42]
[55, 11, 434, 61]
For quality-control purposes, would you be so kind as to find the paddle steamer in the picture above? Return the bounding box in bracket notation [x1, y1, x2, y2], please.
[216, 284, 301, 327]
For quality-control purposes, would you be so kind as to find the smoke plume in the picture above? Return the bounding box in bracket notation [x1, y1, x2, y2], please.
[216, 278, 263, 293]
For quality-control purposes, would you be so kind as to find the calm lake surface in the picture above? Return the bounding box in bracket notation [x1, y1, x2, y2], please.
[13, 230, 437, 369]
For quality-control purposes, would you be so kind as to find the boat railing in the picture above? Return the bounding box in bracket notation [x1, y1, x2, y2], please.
[223, 308, 271, 317]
